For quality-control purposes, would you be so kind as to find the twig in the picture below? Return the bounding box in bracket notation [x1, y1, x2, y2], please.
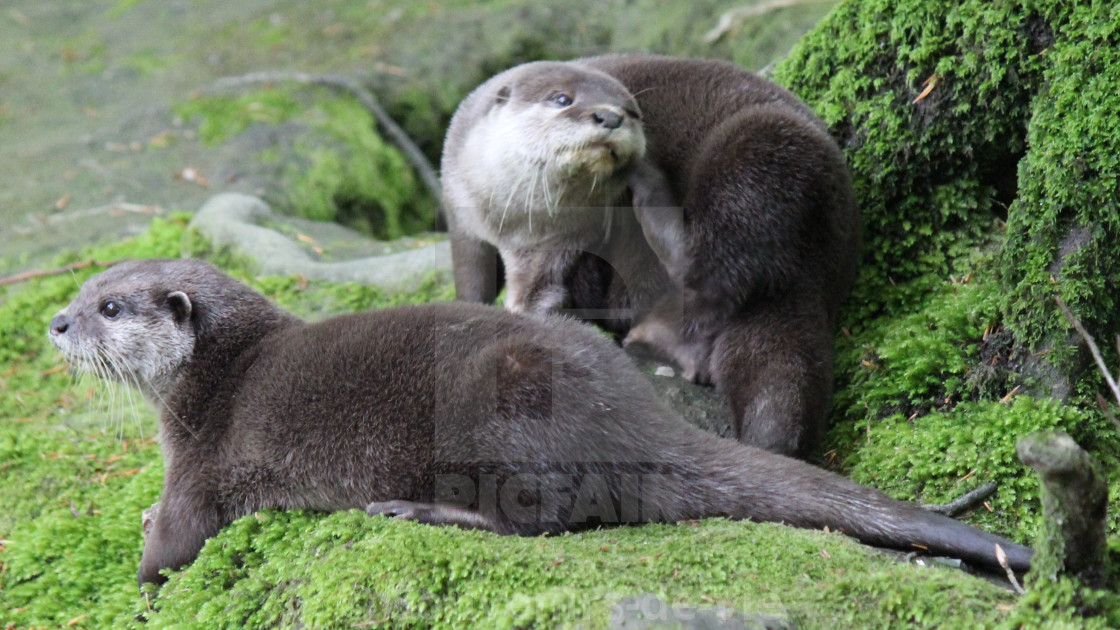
[211, 71, 442, 208]
[0, 259, 124, 287]
[922, 482, 998, 517]
[704, 0, 835, 44]
[995, 544, 1026, 594]
[1055, 296, 1120, 429]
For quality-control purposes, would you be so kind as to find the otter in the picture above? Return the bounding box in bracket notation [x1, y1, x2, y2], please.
[440, 59, 673, 329]
[441, 55, 860, 457]
[49, 259, 1028, 586]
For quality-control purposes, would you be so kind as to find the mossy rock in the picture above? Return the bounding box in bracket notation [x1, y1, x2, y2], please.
[769, 0, 1120, 621]
[174, 87, 435, 240]
[772, 0, 1120, 386]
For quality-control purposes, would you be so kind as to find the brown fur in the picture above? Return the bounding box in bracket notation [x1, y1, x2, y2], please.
[442, 55, 859, 457]
[50, 259, 1028, 586]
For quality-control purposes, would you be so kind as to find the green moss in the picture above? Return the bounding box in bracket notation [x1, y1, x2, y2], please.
[773, 0, 1058, 320]
[1010, 573, 1120, 629]
[174, 89, 305, 146]
[825, 248, 1119, 543]
[773, 0, 1120, 386]
[174, 88, 435, 240]
[772, 0, 1038, 351]
[774, 1, 1120, 619]
[127, 514, 1020, 629]
[288, 98, 435, 240]
[999, 3, 1120, 364]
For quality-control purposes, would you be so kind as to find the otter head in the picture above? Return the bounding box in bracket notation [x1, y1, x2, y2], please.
[485, 61, 646, 178]
[48, 257, 280, 403]
[48, 259, 212, 401]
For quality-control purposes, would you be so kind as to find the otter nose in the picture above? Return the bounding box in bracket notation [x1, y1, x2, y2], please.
[592, 109, 623, 130]
[50, 313, 70, 336]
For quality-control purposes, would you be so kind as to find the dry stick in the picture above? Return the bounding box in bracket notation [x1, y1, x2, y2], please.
[1055, 296, 1120, 429]
[212, 71, 442, 207]
[921, 481, 998, 517]
[995, 544, 1026, 595]
[0, 259, 124, 287]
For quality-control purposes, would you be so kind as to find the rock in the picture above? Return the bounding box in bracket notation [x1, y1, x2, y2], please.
[189, 193, 450, 292]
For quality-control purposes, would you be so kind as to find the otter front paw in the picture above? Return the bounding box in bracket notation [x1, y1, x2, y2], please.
[366, 499, 502, 532]
[141, 501, 160, 539]
[624, 320, 712, 385]
[366, 500, 429, 521]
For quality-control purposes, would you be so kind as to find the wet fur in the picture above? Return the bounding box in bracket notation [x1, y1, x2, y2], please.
[50, 260, 1029, 586]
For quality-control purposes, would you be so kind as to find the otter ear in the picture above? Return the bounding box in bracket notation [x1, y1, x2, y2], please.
[495, 85, 511, 104]
[167, 291, 192, 324]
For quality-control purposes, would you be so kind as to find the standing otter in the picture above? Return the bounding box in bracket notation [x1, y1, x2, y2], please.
[49, 259, 1028, 586]
[440, 59, 673, 328]
[442, 55, 859, 457]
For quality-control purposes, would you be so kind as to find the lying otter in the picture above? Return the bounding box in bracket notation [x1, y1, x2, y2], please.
[441, 55, 860, 457]
[48, 259, 1028, 586]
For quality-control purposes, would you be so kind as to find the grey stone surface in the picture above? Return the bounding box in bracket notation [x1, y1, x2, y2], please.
[629, 354, 735, 438]
[190, 193, 450, 291]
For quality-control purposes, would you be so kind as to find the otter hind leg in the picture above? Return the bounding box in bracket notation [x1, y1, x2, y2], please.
[366, 500, 504, 532]
[710, 298, 832, 458]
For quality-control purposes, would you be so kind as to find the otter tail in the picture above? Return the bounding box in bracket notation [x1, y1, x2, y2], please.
[664, 431, 1033, 572]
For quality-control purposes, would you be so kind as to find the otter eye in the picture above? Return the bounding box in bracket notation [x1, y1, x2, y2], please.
[100, 300, 121, 319]
[625, 108, 642, 120]
[549, 93, 573, 107]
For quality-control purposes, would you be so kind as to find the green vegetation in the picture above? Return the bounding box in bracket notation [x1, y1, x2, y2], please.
[138, 514, 1016, 629]
[174, 89, 305, 146]
[1000, 3, 1120, 366]
[771, 0, 1120, 621]
[773, 0, 1120, 375]
[175, 88, 435, 240]
[288, 98, 431, 239]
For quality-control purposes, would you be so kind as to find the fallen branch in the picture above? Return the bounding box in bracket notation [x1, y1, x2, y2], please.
[704, 0, 835, 44]
[212, 71, 442, 212]
[1055, 296, 1120, 430]
[0, 259, 125, 287]
[922, 482, 998, 517]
